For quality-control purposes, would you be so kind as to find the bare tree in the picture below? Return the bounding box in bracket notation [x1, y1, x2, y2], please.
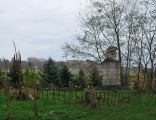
[123, 1, 140, 85]
[63, 0, 128, 85]
[63, 0, 156, 88]
[139, 1, 156, 89]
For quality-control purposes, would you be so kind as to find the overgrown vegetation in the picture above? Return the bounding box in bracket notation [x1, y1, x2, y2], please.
[1, 0, 156, 119]
[0, 91, 156, 120]
[89, 67, 102, 87]
[3, 59, 13, 120]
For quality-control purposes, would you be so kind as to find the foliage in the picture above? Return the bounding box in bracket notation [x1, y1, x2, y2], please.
[78, 69, 86, 88]
[23, 66, 41, 86]
[42, 58, 59, 86]
[89, 67, 102, 87]
[70, 74, 81, 89]
[59, 65, 71, 87]
[0, 68, 3, 87]
[70, 74, 78, 86]
[9, 60, 20, 86]
[0, 67, 2, 79]
[9, 51, 23, 89]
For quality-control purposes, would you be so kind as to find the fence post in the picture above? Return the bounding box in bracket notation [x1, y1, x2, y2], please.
[111, 91, 113, 104]
[41, 85, 43, 97]
[53, 87, 54, 101]
[118, 92, 121, 103]
[100, 92, 102, 105]
[114, 92, 117, 104]
[70, 90, 72, 103]
[127, 91, 130, 103]
[102, 92, 104, 105]
[75, 90, 77, 104]
[63, 89, 65, 103]
[107, 91, 110, 105]
[46, 88, 49, 100]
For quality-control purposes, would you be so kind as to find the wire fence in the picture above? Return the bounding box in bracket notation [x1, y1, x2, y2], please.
[0, 83, 155, 105]
[40, 87, 156, 105]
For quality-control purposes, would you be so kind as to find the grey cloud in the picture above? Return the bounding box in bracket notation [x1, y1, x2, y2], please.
[0, 0, 87, 60]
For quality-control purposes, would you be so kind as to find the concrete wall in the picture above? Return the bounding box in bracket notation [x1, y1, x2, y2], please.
[99, 61, 121, 86]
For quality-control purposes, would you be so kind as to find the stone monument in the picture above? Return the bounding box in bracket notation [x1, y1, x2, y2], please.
[100, 46, 121, 86]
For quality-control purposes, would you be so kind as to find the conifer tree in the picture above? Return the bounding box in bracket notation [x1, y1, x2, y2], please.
[59, 65, 71, 87]
[89, 67, 102, 87]
[78, 69, 86, 88]
[42, 58, 59, 86]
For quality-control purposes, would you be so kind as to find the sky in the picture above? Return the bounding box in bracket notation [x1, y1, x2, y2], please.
[0, 0, 88, 61]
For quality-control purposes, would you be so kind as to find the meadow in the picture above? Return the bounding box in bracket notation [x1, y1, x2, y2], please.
[0, 89, 156, 120]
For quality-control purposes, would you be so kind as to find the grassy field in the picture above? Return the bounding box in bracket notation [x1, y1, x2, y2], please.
[0, 91, 156, 120]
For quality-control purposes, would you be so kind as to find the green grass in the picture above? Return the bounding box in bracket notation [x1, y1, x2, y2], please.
[0, 92, 156, 120]
[41, 89, 155, 104]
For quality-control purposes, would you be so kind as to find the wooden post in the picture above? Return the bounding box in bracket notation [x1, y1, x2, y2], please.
[46, 88, 49, 100]
[107, 91, 110, 105]
[114, 92, 117, 104]
[75, 90, 77, 104]
[53, 87, 54, 101]
[63, 89, 65, 103]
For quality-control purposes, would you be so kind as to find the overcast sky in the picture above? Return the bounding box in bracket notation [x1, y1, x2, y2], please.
[0, 0, 88, 61]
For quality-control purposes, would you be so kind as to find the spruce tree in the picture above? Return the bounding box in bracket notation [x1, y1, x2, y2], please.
[42, 58, 59, 86]
[89, 67, 102, 87]
[78, 69, 86, 88]
[59, 65, 71, 87]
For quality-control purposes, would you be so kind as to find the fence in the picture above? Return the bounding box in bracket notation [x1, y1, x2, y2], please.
[0, 84, 155, 105]
[41, 87, 156, 105]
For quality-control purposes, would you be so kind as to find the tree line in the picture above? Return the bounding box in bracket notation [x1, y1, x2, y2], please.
[40, 58, 102, 88]
[0, 58, 102, 89]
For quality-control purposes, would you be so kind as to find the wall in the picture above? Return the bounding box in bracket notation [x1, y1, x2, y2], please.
[98, 60, 121, 85]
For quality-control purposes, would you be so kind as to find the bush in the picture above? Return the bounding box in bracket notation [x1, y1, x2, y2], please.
[89, 67, 102, 87]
